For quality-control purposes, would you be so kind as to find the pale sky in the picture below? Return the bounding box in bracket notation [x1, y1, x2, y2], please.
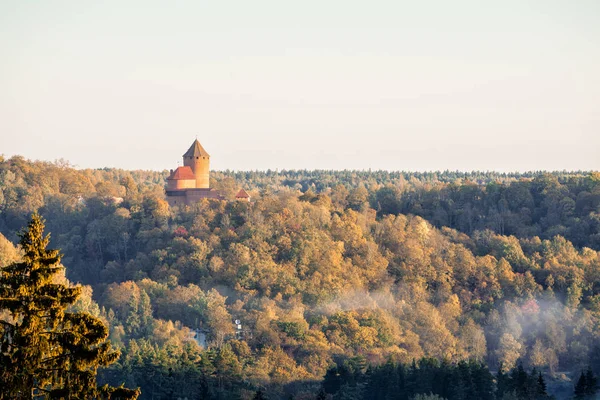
[0, 1, 598, 172]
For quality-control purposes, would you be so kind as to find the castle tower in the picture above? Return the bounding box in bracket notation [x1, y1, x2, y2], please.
[183, 139, 210, 189]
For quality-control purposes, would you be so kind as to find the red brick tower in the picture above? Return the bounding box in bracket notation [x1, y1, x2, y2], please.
[183, 139, 210, 189]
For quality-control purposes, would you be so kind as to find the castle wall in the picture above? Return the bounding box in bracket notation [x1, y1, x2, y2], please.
[185, 188, 222, 203]
[166, 188, 223, 207]
[165, 190, 186, 207]
[167, 178, 196, 190]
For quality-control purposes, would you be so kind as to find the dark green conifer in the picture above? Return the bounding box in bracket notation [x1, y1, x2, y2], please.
[253, 388, 267, 400]
[0, 213, 139, 399]
[585, 367, 598, 397]
[316, 388, 327, 400]
[574, 371, 587, 399]
[495, 363, 509, 400]
[536, 371, 547, 399]
[322, 365, 345, 395]
[510, 363, 529, 399]
[471, 361, 494, 400]
[406, 359, 419, 398]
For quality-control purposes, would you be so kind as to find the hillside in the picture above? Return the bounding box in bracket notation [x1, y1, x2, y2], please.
[1, 156, 599, 399]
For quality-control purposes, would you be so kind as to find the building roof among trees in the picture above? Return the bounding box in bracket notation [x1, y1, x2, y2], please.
[183, 139, 210, 158]
[235, 188, 250, 198]
[168, 166, 195, 180]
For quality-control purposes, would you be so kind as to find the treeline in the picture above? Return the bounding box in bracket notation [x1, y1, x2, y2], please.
[1, 156, 598, 250]
[322, 358, 559, 400]
[1, 155, 599, 399]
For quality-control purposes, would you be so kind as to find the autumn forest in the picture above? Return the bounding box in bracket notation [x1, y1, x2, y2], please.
[1, 156, 600, 399]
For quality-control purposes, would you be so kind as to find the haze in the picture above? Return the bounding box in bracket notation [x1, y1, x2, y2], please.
[0, 0, 598, 172]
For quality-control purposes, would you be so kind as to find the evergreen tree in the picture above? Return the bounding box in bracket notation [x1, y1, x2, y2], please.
[322, 365, 345, 395]
[495, 364, 510, 400]
[536, 371, 547, 399]
[584, 367, 598, 398]
[0, 213, 139, 399]
[252, 388, 267, 400]
[395, 363, 408, 400]
[510, 363, 529, 400]
[124, 295, 141, 337]
[471, 362, 494, 400]
[406, 359, 419, 398]
[574, 371, 587, 400]
[316, 388, 327, 400]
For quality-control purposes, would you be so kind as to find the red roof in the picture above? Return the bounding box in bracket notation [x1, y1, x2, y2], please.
[235, 188, 250, 198]
[168, 166, 195, 180]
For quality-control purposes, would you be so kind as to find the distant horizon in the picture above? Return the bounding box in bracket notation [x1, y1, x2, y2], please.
[2, 152, 597, 175]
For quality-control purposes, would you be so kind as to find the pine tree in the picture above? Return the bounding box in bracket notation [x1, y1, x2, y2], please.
[0, 213, 139, 399]
[316, 388, 327, 400]
[471, 361, 494, 400]
[124, 294, 141, 337]
[510, 363, 529, 400]
[253, 388, 267, 400]
[574, 371, 587, 400]
[495, 363, 510, 400]
[406, 359, 419, 398]
[584, 367, 598, 398]
[536, 371, 547, 399]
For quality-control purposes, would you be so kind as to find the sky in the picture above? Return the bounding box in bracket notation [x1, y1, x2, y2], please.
[0, 0, 599, 172]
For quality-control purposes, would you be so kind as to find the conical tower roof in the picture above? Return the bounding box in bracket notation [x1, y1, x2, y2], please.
[183, 139, 210, 158]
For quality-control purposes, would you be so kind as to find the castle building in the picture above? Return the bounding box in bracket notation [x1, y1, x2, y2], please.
[235, 188, 250, 202]
[165, 139, 224, 206]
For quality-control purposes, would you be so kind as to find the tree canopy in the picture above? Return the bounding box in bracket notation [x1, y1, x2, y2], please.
[0, 213, 139, 399]
[0, 156, 599, 399]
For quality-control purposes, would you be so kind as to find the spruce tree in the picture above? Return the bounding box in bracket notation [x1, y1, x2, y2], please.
[316, 388, 327, 400]
[252, 388, 267, 400]
[0, 213, 139, 399]
[510, 363, 529, 399]
[584, 367, 598, 398]
[574, 371, 587, 400]
[495, 363, 509, 400]
[536, 371, 547, 399]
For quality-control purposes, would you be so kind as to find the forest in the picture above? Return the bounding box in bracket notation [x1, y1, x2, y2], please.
[1, 155, 599, 399]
